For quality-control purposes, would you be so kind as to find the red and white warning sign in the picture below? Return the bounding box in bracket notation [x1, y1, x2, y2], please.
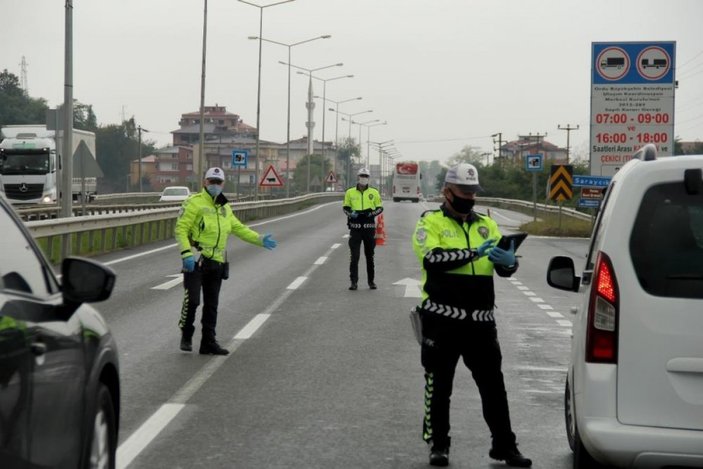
[259, 165, 284, 187]
[596, 46, 630, 81]
[326, 171, 337, 183]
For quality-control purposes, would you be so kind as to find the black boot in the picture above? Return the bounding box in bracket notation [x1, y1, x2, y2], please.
[349, 282, 358, 290]
[199, 339, 229, 355]
[180, 335, 192, 352]
[429, 444, 449, 466]
[368, 281, 377, 290]
[489, 445, 532, 467]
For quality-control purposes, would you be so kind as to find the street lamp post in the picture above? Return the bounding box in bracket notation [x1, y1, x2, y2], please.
[332, 109, 373, 184]
[370, 139, 394, 195]
[306, 73, 353, 191]
[248, 35, 330, 197]
[364, 121, 386, 168]
[238, 0, 295, 199]
[314, 95, 362, 178]
[280, 61, 343, 192]
[347, 118, 379, 168]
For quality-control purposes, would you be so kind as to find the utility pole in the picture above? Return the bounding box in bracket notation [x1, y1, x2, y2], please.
[558, 124, 580, 164]
[137, 126, 149, 192]
[198, 0, 208, 188]
[491, 132, 504, 163]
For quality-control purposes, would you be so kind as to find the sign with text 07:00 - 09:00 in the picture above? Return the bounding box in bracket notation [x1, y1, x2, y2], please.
[590, 41, 675, 177]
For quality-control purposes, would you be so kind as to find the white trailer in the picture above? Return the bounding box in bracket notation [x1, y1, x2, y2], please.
[0, 125, 99, 204]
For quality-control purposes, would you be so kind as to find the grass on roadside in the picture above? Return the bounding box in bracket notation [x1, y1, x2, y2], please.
[519, 213, 593, 238]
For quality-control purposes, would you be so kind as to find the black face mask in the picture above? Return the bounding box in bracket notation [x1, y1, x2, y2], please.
[448, 190, 475, 214]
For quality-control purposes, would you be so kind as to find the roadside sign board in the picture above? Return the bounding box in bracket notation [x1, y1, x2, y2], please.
[548, 165, 573, 202]
[578, 198, 601, 209]
[231, 149, 248, 167]
[259, 164, 284, 187]
[590, 41, 676, 177]
[573, 175, 611, 187]
[525, 153, 543, 173]
[326, 171, 337, 183]
[581, 187, 605, 200]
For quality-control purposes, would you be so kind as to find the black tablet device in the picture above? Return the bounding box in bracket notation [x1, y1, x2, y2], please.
[496, 232, 528, 252]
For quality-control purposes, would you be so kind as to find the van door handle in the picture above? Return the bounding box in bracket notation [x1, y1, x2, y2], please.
[30, 342, 47, 356]
[666, 358, 703, 374]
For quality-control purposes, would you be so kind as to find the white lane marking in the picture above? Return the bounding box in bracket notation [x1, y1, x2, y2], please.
[529, 297, 545, 303]
[104, 202, 339, 266]
[538, 304, 553, 310]
[393, 278, 422, 298]
[488, 209, 522, 224]
[314, 256, 327, 265]
[547, 311, 565, 319]
[234, 314, 270, 339]
[557, 319, 573, 327]
[523, 291, 536, 296]
[517, 286, 530, 291]
[116, 403, 185, 469]
[287, 276, 307, 290]
[331, 243, 341, 249]
[151, 274, 183, 290]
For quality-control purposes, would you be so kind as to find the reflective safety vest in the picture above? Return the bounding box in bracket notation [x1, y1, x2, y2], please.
[343, 185, 383, 229]
[412, 206, 515, 320]
[175, 189, 262, 262]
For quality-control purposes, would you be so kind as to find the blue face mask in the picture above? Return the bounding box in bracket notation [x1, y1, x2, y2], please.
[206, 184, 223, 197]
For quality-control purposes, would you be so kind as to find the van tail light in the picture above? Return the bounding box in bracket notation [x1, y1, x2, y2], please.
[586, 251, 619, 363]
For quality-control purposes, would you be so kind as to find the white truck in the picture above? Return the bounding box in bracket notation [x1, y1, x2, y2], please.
[0, 125, 99, 204]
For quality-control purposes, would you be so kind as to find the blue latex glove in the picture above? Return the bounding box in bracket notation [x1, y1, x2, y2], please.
[262, 233, 277, 250]
[488, 240, 516, 267]
[476, 238, 497, 257]
[349, 211, 359, 219]
[182, 256, 195, 273]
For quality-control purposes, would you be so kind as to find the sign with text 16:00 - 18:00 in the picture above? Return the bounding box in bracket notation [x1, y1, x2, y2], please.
[590, 41, 675, 177]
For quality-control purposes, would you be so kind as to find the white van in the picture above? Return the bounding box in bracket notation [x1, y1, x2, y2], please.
[547, 144, 703, 468]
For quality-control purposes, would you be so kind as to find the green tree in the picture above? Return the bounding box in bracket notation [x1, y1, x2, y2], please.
[292, 154, 331, 193]
[0, 69, 49, 128]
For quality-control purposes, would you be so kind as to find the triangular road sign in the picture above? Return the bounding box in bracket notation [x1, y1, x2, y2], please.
[259, 164, 284, 187]
[326, 171, 337, 183]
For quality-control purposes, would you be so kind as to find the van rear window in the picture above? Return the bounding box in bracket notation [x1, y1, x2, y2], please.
[630, 182, 703, 298]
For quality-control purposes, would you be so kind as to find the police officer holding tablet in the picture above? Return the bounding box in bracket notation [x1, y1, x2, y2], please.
[412, 163, 531, 467]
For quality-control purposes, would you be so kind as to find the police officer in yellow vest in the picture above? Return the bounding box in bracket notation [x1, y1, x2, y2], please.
[175, 167, 277, 355]
[343, 167, 383, 290]
[412, 163, 531, 467]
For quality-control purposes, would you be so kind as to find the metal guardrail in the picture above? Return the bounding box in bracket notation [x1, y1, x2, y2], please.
[25, 193, 342, 264]
[479, 197, 593, 222]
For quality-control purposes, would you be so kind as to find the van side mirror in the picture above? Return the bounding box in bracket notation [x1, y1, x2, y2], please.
[547, 256, 580, 292]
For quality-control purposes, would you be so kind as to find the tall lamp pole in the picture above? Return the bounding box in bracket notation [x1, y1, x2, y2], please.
[365, 121, 387, 169]
[248, 34, 331, 197]
[305, 73, 353, 191]
[238, 0, 295, 199]
[349, 118, 379, 168]
[280, 61, 343, 192]
[315, 95, 362, 177]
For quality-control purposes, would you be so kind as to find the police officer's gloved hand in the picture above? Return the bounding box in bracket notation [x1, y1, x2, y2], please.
[262, 233, 277, 250]
[477, 238, 497, 257]
[488, 240, 516, 267]
[182, 256, 195, 272]
[349, 211, 359, 219]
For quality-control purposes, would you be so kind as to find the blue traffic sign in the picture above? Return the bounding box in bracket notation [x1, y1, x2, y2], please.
[525, 153, 543, 173]
[578, 198, 601, 209]
[573, 175, 611, 187]
[232, 149, 248, 167]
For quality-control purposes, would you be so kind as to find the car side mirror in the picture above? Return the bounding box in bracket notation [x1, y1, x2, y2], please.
[61, 257, 116, 304]
[547, 256, 580, 292]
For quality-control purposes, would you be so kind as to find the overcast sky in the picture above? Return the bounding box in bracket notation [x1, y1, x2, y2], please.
[3, 0, 703, 164]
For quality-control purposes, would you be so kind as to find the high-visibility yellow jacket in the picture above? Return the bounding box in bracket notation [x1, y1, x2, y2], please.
[412, 205, 517, 321]
[342, 185, 383, 229]
[175, 189, 262, 262]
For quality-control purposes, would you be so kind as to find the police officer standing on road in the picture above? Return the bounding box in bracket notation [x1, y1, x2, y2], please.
[412, 163, 532, 467]
[175, 167, 277, 355]
[343, 167, 383, 290]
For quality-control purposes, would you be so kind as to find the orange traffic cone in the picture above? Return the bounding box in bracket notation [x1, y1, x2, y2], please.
[375, 214, 387, 246]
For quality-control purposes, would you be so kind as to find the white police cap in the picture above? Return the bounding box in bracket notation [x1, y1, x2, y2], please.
[205, 167, 225, 181]
[444, 163, 482, 193]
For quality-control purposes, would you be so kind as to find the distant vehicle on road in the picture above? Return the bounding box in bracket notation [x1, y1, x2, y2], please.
[0, 192, 120, 468]
[546, 144, 703, 468]
[392, 161, 421, 203]
[159, 186, 191, 202]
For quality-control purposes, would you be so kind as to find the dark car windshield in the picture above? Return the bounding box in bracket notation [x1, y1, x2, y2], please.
[630, 181, 703, 299]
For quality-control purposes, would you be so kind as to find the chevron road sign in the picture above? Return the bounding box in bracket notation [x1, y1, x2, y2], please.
[549, 164, 573, 202]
